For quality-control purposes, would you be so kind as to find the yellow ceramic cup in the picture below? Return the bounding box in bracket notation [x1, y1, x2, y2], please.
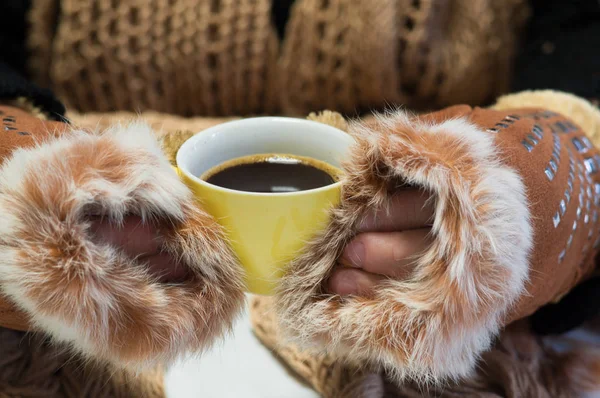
[176, 117, 354, 295]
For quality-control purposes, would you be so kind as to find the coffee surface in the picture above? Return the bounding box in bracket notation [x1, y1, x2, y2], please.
[202, 154, 339, 193]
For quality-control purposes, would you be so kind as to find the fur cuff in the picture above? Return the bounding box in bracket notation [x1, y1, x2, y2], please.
[276, 111, 532, 382]
[0, 123, 244, 368]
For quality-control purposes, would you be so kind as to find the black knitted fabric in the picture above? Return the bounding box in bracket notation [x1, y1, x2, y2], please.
[0, 0, 65, 120]
[0, 62, 66, 121]
[531, 276, 600, 335]
[513, 0, 600, 100]
[271, 0, 296, 40]
[0, 0, 30, 77]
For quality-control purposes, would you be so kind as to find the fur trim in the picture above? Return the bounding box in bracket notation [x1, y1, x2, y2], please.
[0, 123, 244, 368]
[276, 110, 532, 383]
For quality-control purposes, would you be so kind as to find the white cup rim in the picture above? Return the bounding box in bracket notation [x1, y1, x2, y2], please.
[176, 117, 355, 197]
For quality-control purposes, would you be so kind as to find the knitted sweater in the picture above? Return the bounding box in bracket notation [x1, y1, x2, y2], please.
[3, 0, 530, 115]
[3, 0, 600, 117]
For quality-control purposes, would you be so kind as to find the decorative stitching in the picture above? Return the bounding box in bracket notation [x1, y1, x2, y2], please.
[558, 139, 600, 263]
[584, 157, 598, 174]
[544, 130, 561, 180]
[486, 114, 521, 134]
[551, 120, 579, 134]
[1, 114, 30, 136]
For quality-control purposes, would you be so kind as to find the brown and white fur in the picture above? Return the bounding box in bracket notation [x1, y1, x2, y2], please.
[0, 123, 244, 369]
[275, 110, 533, 383]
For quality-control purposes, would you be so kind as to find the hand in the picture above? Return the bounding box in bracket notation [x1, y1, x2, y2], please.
[328, 190, 434, 297]
[88, 215, 189, 283]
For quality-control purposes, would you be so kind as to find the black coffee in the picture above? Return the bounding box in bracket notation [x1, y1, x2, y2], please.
[202, 154, 339, 193]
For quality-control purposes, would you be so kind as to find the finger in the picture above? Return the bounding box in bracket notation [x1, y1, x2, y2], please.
[327, 267, 386, 297]
[89, 215, 162, 257]
[141, 252, 190, 283]
[89, 216, 189, 283]
[359, 190, 434, 232]
[340, 229, 431, 277]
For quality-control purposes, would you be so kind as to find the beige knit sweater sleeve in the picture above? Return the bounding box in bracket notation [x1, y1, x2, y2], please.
[27, 0, 528, 116]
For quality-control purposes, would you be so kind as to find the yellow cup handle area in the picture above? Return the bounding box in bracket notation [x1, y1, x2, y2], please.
[172, 165, 182, 177]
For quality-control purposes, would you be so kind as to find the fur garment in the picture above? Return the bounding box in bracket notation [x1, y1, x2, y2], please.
[0, 122, 244, 368]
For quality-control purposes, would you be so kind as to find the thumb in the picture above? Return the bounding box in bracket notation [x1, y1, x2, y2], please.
[88, 215, 162, 257]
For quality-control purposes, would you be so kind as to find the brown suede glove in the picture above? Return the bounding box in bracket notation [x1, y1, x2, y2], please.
[0, 105, 244, 368]
[0, 105, 69, 331]
[274, 98, 600, 383]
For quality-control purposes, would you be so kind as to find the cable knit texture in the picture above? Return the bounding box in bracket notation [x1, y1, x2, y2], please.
[26, 0, 528, 116]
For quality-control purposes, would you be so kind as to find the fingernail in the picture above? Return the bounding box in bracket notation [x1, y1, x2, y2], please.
[342, 241, 365, 268]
